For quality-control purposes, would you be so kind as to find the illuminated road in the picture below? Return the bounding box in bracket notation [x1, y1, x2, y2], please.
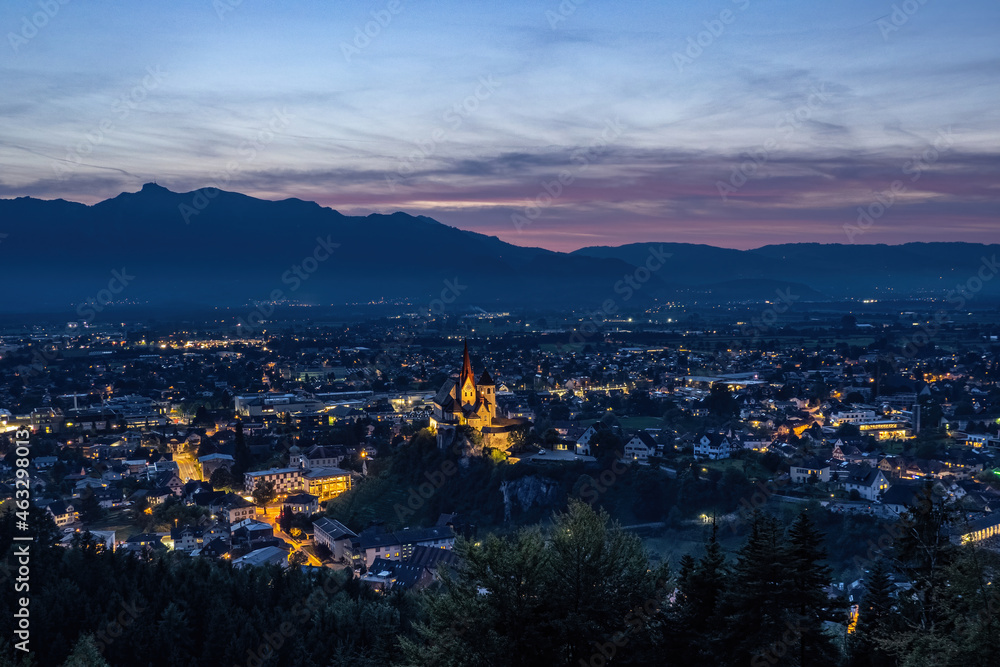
[256, 510, 322, 566]
[174, 452, 202, 483]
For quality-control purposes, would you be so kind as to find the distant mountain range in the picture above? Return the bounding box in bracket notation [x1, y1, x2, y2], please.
[1, 183, 997, 314]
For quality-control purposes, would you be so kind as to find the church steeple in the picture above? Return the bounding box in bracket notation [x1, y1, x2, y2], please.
[460, 340, 474, 387]
[458, 340, 477, 407]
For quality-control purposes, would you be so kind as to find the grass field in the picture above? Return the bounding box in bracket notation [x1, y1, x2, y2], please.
[641, 524, 744, 565]
[86, 510, 142, 541]
[692, 457, 775, 483]
[579, 416, 664, 430]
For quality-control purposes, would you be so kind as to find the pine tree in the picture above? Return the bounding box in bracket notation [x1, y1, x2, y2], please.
[718, 511, 789, 666]
[849, 558, 897, 667]
[233, 419, 251, 478]
[686, 523, 728, 634]
[785, 511, 839, 666]
[62, 634, 109, 667]
[546, 500, 658, 665]
[677, 553, 697, 595]
[278, 505, 292, 535]
[891, 488, 958, 636]
[675, 523, 728, 663]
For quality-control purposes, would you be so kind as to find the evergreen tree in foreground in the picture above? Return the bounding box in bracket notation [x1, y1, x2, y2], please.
[401, 500, 669, 667]
[848, 558, 897, 667]
[785, 511, 840, 667]
[676, 522, 728, 663]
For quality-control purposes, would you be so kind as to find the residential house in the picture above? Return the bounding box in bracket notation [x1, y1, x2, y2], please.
[196, 537, 232, 559]
[694, 433, 731, 460]
[282, 493, 319, 515]
[881, 483, 926, 516]
[623, 431, 657, 464]
[147, 488, 173, 506]
[214, 493, 256, 524]
[232, 519, 275, 550]
[152, 470, 184, 496]
[34, 456, 58, 470]
[183, 481, 213, 503]
[574, 425, 601, 456]
[407, 544, 460, 584]
[121, 533, 166, 556]
[46, 500, 79, 527]
[841, 465, 891, 501]
[94, 487, 125, 509]
[790, 458, 831, 484]
[878, 455, 905, 479]
[169, 525, 206, 552]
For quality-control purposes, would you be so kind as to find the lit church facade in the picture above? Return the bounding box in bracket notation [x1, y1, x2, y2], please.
[430, 342, 527, 449]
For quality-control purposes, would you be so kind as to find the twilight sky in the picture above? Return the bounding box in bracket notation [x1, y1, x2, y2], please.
[1, 0, 998, 251]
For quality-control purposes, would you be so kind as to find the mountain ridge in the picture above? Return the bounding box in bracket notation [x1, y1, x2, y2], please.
[2, 184, 998, 313]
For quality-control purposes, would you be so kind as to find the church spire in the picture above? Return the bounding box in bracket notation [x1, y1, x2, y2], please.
[460, 340, 474, 386]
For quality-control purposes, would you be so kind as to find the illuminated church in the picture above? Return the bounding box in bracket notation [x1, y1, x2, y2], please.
[430, 342, 528, 449]
[431, 341, 498, 430]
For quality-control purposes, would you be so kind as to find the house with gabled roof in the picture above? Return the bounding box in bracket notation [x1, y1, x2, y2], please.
[575, 424, 601, 457]
[841, 465, 891, 501]
[694, 433, 731, 460]
[623, 431, 657, 464]
[790, 457, 831, 484]
[46, 500, 79, 527]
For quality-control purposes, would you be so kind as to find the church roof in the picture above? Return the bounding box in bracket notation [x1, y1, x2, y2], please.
[478, 370, 494, 386]
[434, 378, 458, 407]
[459, 341, 474, 388]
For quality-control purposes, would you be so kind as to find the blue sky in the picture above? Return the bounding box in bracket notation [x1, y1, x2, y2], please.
[2, 0, 998, 250]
